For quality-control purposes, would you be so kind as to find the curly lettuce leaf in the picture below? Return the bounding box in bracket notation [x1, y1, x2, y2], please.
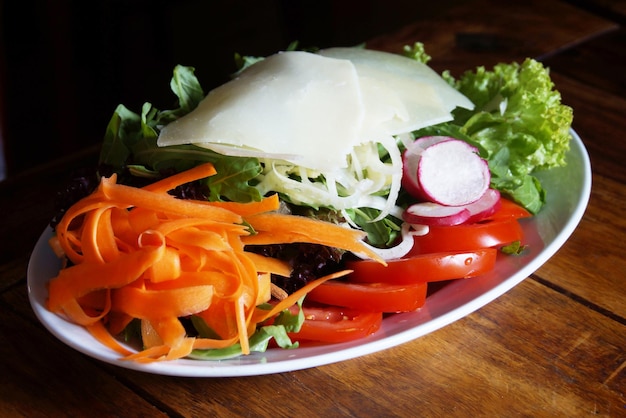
[416, 58, 573, 213]
[402, 42, 432, 64]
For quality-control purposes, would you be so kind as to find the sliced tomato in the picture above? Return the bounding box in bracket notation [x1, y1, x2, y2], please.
[409, 219, 524, 254]
[307, 281, 427, 312]
[347, 248, 497, 285]
[289, 304, 382, 343]
[485, 198, 532, 221]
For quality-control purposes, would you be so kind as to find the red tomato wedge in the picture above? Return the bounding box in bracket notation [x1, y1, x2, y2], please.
[485, 198, 532, 221]
[346, 249, 497, 284]
[409, 219, 524, 254]
[289, 305, 383, 343]
[307, 281, 427, 312]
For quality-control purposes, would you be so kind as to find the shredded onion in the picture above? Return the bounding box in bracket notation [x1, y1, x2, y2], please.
[353, 222, 429, 261]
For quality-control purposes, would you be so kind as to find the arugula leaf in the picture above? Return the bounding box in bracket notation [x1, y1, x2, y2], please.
[99, 104, 141, 168]
[344, 207, 401, 248]
[97, 65, 263, 202]
[208, 157, 263, 202]
[157, 65, 205, 124]
[187, 298, 304, 360]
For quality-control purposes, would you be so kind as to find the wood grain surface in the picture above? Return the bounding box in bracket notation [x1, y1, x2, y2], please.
[1, 1, 624, 417]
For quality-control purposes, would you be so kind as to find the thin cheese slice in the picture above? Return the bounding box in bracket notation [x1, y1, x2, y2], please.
[318, 47, 475, 112]
[357, 75, 450, 139]
[157, 48, 475, 172]
[158, 51, 365, 172]
[318, 47, 474, 137]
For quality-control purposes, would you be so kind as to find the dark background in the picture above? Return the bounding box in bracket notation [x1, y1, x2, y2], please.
[0, 0, 462, 179]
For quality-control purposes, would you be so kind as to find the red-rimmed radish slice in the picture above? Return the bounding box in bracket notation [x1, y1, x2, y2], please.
[403, 202, 471, 226]
[403, 188, 501, 227]
[412, 135, 451, 151]
[403, 137, 490, 206]
[465, 188, 502, 223]
[402, 136, 450, 198]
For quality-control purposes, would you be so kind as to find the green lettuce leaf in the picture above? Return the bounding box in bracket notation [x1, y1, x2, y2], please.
[415, 58, 573, 213]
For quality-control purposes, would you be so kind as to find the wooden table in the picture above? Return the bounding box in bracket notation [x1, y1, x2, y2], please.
[1, 1, 624, 416]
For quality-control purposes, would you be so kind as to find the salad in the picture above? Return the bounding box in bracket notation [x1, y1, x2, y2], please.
[47, 43, 573, 362]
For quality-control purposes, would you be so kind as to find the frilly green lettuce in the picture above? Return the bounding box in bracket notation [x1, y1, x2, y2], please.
[415, 58, 573, 213]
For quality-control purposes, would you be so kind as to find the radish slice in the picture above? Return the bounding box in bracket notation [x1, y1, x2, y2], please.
[412, 135, 451, 151]
[402, 188, 501, 227]
[464, 188, 502, 223]
[403, 202, 471, 226]
[403, 137, 490, 206]
[401, 136, 450, 198]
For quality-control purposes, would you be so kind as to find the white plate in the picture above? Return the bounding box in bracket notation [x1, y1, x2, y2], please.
[27, 130, 591, 377]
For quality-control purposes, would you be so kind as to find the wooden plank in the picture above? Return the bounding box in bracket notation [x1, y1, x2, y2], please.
[0, 145, 98, 270]
[0, 288, 168, 418]
[535, 173, 626, 318]
[544, 28, 626, 103]
[367, 0, 617, 74]
[102, 280, 625, 417]
[549, 72, 626, 185]
[565, 0, 626, 21]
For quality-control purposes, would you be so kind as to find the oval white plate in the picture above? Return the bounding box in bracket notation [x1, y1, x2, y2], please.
[27, 130, 591, 377]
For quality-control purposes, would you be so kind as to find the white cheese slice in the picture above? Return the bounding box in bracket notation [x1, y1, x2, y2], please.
[158, 51, 365, 172]
[356, 75, 450, 139]
[157, 48, 474, 173]
[318, 47, 475, 112]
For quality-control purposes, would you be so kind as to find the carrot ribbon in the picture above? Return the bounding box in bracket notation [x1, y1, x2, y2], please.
[47, 162, 379, 362]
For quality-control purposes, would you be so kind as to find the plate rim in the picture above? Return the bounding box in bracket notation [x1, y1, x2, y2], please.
[27, 129, 592, 377]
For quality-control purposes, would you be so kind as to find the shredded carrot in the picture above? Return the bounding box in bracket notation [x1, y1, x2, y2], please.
[141, 162, 217, 193]
[46, 162, 382, 362]
[86, 320, 134, 357]
[243, 213, 386, 264]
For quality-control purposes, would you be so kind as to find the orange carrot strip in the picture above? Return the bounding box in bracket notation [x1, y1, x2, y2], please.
[95, 207, 120, 262]
[145, 246, 181, 283]
[192, 335, 239, 350]
[123, 335, 238, 362]
[153, 217, 248, 236]
[165, 337, 196, 360]
[206, 193, 280, 216]
[141, 319, 164, 348]
[128, 207, 162, 235]
[166, 228, 231, 252]
[256, 272, 272, 305]
[252, 270, 352, 324]
[234, 296, 249, 355]
[47, 244, 165, 321]
[244, 252, 291, 277]
[60, 294, 110, 326]
[122, 345, 170, 363]
[80, 207, 118, 264]
[49, 162, 391, 363]
[107, 311, 134, 336]
[149, 316, 187, 350]
[195, 299, 238, 340]
[99, 176, 242, 224]
[111, 285, 214, 319]
[243, 213, 385, 264]
[86, 320, 134, 356]
[141, 162, 217, 193]
[110, 207, 138, 252]
[56, 203, 112, 264]
[149, 271, 240, 298]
